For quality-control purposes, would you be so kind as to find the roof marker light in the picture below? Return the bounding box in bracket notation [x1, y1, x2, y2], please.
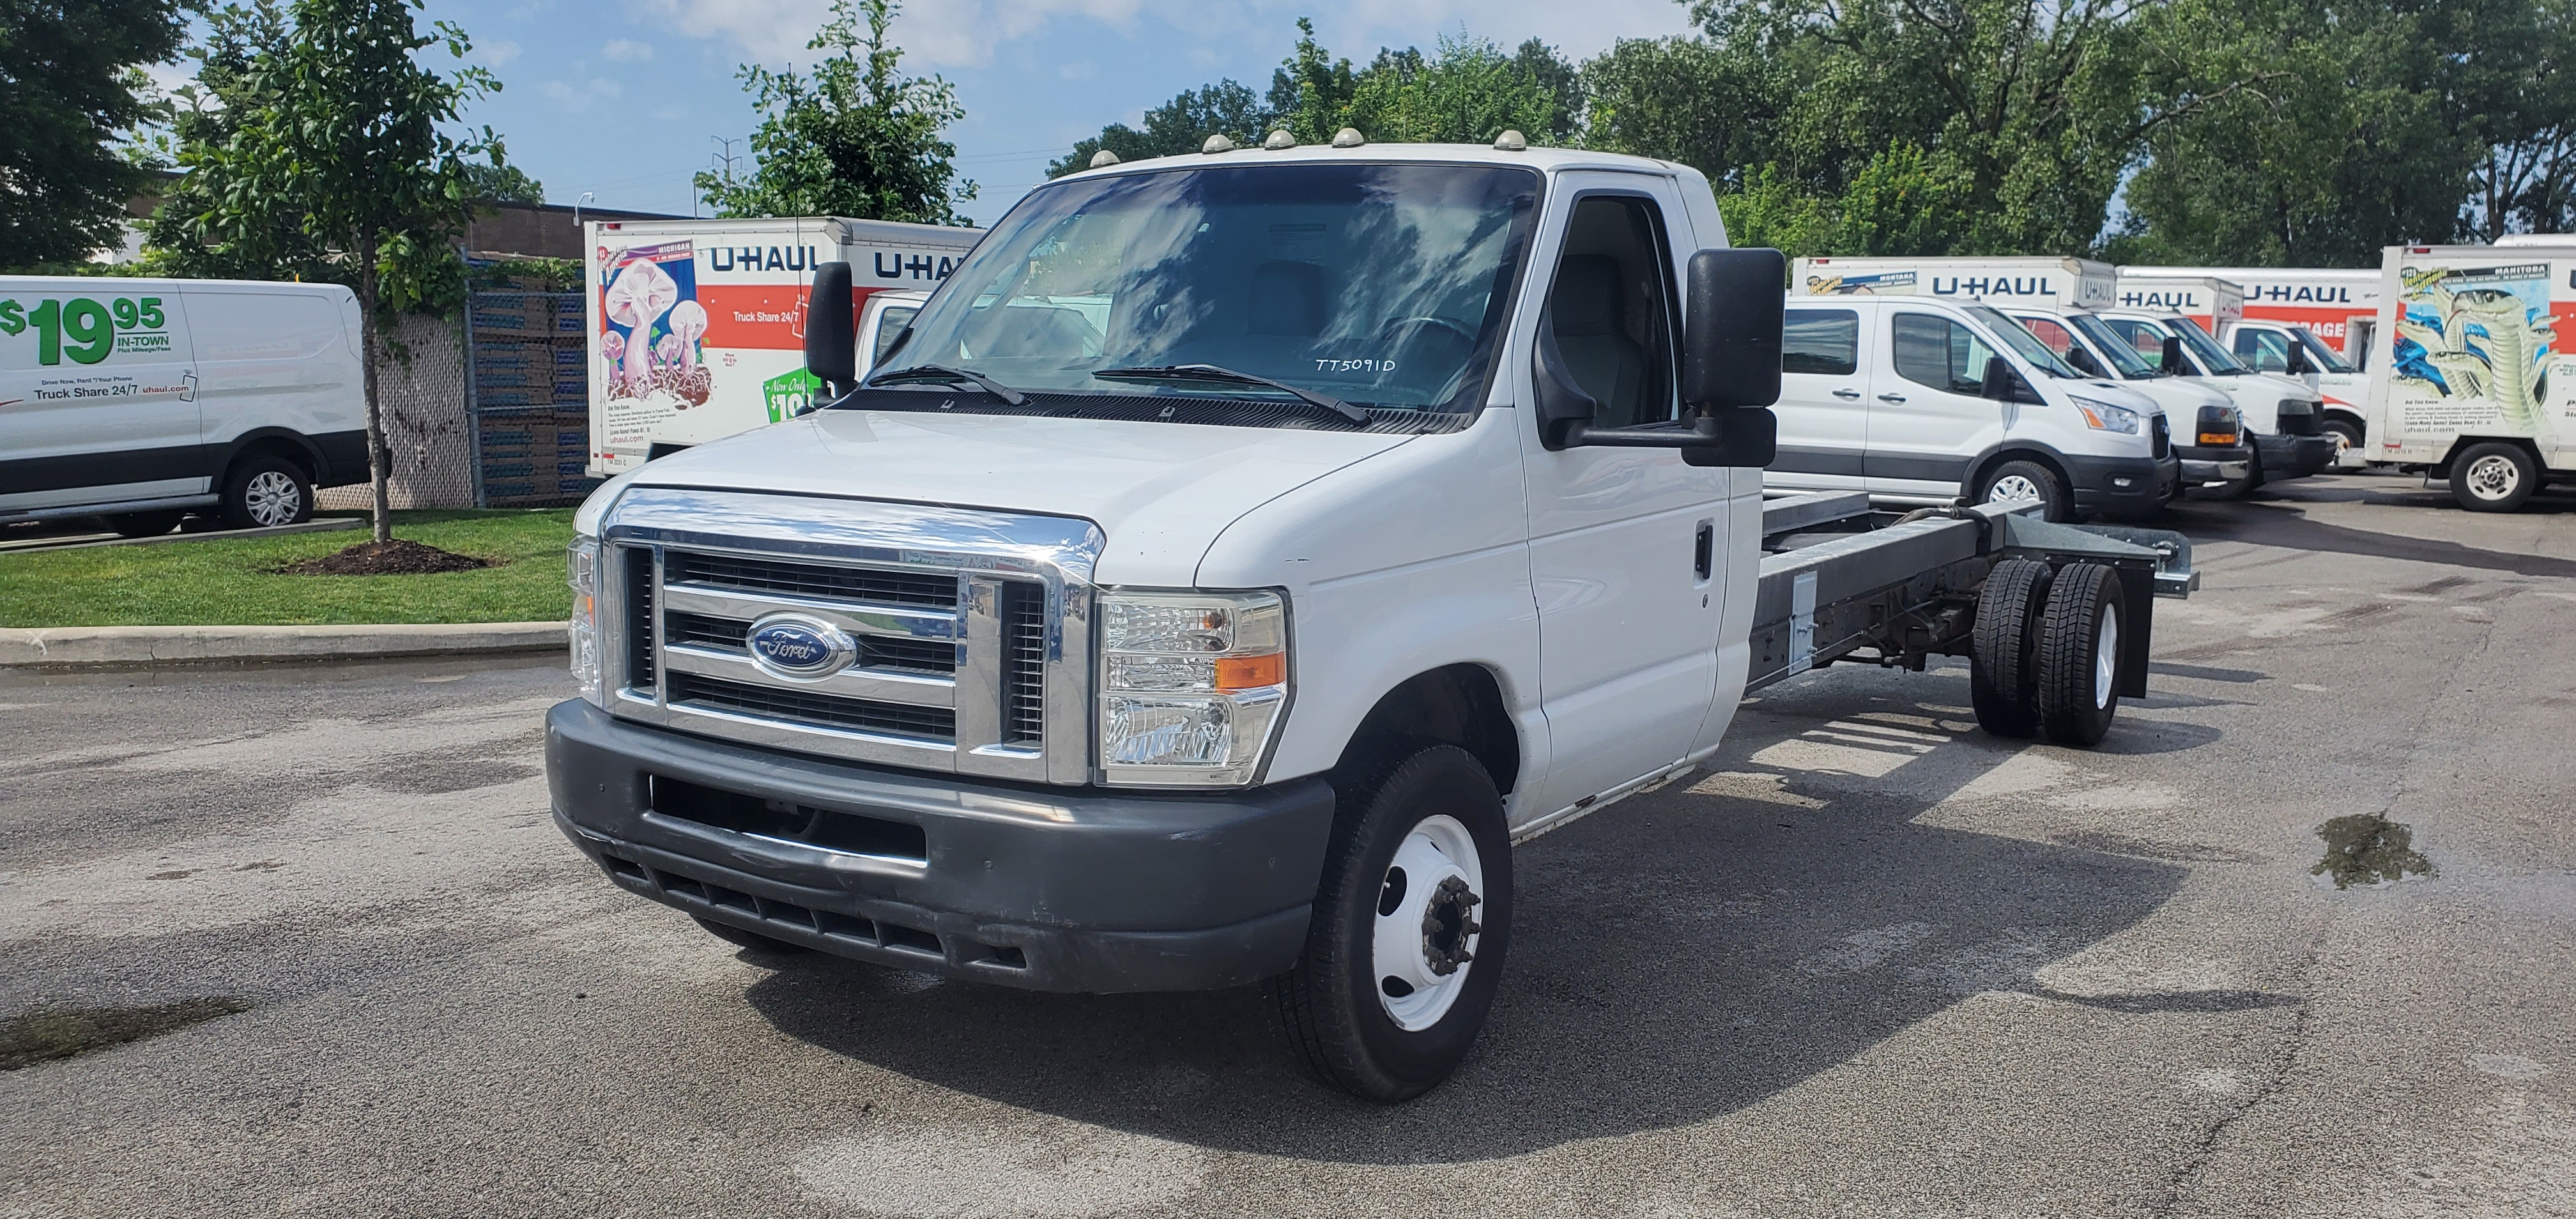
[1201, 134, 1236, 154]
[1331, 128, 1365, 148]
[1090, 150, 1121, 168]
[1493, 130, 1527, 151]
[1262, 129, 1297, 150]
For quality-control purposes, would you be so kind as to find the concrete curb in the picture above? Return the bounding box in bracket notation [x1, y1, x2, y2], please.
[0, 622, 570, 668]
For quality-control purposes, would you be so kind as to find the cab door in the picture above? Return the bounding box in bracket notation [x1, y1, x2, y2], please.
[1866, 309, 2011, 497]
[1515, 177, 1725, 824]
[1767, 305, 1873, 491]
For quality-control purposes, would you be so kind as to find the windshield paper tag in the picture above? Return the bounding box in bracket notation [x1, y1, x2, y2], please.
[1315, 357, 1396, 374]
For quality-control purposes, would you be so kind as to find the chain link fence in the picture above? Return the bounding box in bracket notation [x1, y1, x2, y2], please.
[314, 286, 601, 512]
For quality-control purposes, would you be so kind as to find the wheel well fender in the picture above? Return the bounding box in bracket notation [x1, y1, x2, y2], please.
[2434, 434, 2544, 477]
[1331, 664, 1522, 795]
[218, 429, 325, 485]
[2321, 408, 2365, 432]
[1962, 441, 2073, 500]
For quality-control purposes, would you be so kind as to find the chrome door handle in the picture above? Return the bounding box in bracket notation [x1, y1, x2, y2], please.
[1832, 388, 1862, 399]
[1877, 392, 1907, 403]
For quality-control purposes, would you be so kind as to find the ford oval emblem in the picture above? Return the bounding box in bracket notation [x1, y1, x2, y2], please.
[746, 614, 856, 680]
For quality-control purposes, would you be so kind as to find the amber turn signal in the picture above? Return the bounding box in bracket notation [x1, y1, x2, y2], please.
[1214, 652, 1286, 689]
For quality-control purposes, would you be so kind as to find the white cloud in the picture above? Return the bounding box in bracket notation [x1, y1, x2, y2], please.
[539, 77, 625, 113]
[639, 0, 1144, 68]
[481, 39, 525, 67]
[602, 38, 656, 61]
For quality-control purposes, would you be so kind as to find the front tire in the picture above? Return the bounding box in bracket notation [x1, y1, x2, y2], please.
[1267, 744, 1512, 1103]
[2449, 442, 2538, 512]
[1977, 459, 2071, 522]
[2321, 417, 2365, 469]
[219, 456, 314, 530]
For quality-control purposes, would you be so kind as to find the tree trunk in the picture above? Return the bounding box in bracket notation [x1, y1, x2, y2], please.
[356, 230, 392, 544]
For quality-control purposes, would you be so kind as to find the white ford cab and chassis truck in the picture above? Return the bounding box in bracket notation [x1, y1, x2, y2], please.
[544, 140, 2196, 1101]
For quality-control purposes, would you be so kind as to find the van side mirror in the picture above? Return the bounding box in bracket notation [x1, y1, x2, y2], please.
[2159, 335, 2184, 375]
[2064, 345, 2103, 377]
[1682, 248, 1785, 410]
[1980, 355, 2018, 401]
[2285, 342, 2311, 376]
[806, 261, 857, 396]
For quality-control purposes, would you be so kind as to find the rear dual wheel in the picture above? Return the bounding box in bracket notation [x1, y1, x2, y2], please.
[1972, 559, 2129, 747]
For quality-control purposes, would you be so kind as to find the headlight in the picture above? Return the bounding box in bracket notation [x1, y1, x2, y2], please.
[568, 537, 603, 707]
[2196, 404, 2242, 447]
[1096, 590, 1288, 787]
[2070, 395, 2142, 434]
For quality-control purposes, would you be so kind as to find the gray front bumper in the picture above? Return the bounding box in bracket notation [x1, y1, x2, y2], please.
[546, 699, 1334, 992]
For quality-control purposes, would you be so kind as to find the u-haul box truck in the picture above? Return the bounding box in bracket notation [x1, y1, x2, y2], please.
[2123, 266, 2379, 360]
[2361, 242, 2576, 509]
[2114, 276, 2242, 335]
[1796, 256, 2116, 309]
[584, 217, 981, 477]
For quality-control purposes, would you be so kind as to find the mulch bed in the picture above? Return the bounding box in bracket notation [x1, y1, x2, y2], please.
[272, 539, 495, 576]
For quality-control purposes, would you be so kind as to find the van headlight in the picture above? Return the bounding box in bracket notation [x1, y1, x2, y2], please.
[1096, 590, 1288, 787]
[568, 536, 604, 707]
[2071, 395, 2142, 434]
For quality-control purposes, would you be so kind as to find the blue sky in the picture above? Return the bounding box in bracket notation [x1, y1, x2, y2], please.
[395, 0, 1703, 226]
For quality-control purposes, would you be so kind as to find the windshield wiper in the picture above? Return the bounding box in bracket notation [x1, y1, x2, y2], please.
[1092, 364, 1371, 424]
[865, 363, 1027, 405]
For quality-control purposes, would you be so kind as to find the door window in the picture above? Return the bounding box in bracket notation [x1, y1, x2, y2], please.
[1890, 312, 1999, 395]
[2016, 316, 2077, 356]
[872, 305, 917, 365]
[1545, 195, 1679, 428]
[2234, 328, 2293, 372]
[1782, 309, 1858, 375]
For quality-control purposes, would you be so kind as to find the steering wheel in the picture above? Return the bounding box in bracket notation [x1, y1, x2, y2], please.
[1383, 316, 1477, 346]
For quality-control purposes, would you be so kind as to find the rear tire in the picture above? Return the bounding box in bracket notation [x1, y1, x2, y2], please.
[2448, 442, 2538, 512]
[1970, 558, 2053, 739]
[1977, 459, 2071, 522]
[693, 914, 811, 956]
[104, 511, 185, 539]
[2036, 562, 2127, 747]
[1266, 744, 1512, 1103]
[219, 456, 314, 530]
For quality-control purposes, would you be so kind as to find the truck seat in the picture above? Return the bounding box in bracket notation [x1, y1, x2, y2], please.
[1551, 256, 1646, 426]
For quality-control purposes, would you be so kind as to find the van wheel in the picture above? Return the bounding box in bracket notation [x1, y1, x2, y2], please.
[2449, 442, 2538, 512]
[1266, 744, 1512, 1103]
[2036, 562, 2127, 747]
[2321, 418, 2364, 469]
[104, 511, 185, 539]
[1978, 460, 2069, 522]
[1970, 558, 2053, 739]
[220, 456, 314, 530]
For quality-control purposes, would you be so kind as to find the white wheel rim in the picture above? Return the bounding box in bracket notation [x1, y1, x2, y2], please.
[2465, 454, 2519, 500]
[1986, 474, 2043, 506]
[2094, 605, 2119, 710]
[243, 471, 301, 527]
[1372, 813, 1485, 1032]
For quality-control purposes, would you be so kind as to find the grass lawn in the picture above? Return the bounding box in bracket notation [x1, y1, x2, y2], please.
[0, 510, 576, 627]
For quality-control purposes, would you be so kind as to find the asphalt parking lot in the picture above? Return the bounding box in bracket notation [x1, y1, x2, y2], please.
[4, 472, 2573, 1218]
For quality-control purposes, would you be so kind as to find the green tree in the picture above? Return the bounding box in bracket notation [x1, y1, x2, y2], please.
[1046, 80, 1268, 177]
[464, 162, 544, 204]
[167, 0, 504, 542]
[0, 0, 192, 266]
[1339, 33, 1574, 144]
[698, 0, 976, 224]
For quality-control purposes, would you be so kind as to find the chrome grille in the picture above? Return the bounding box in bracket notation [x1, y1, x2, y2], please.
[597, 487, 1100, 785]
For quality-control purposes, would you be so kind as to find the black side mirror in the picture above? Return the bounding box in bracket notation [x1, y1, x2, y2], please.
[2159, 335, 2184, 375]
[2065, 345, 2103, 376]
[2285, 342, 2311, 375]
[1980, 355, 2018, 401]
[1682, 248, 1786, 410]
[806, 261, 857, 395]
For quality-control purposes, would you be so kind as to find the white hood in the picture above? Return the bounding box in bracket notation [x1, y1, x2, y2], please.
[608, 409, 1416, 585]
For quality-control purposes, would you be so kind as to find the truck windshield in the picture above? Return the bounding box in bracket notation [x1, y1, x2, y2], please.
[2166, 318, 2255, 374]
[2295, 326, 2355, 373]
[864, 162, 1542, 419]
[1964, 305, 2082, 378]
[2064, 312, 2161, 378]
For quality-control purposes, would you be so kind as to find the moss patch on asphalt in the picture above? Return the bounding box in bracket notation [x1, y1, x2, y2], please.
[1, 997, 253, 1071]
[0, 511, 575, 627]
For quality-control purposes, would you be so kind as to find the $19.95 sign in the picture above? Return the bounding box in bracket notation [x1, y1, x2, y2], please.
[0, 296, 171, 366]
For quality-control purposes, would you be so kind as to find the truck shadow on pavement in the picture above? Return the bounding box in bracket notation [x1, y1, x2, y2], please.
[2162, 498, 2576, 578]
[741, 667, 2258, 1163]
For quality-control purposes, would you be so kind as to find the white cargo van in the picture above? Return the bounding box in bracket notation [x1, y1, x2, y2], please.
[584, 218, 980, 476]
[1993, 305, 2253, 489]
[1779, 286, 2175, 520]
[2358, 241, 2576, 510]
[0, 275, 368, 535]
[2092, 303, 2337, 492]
